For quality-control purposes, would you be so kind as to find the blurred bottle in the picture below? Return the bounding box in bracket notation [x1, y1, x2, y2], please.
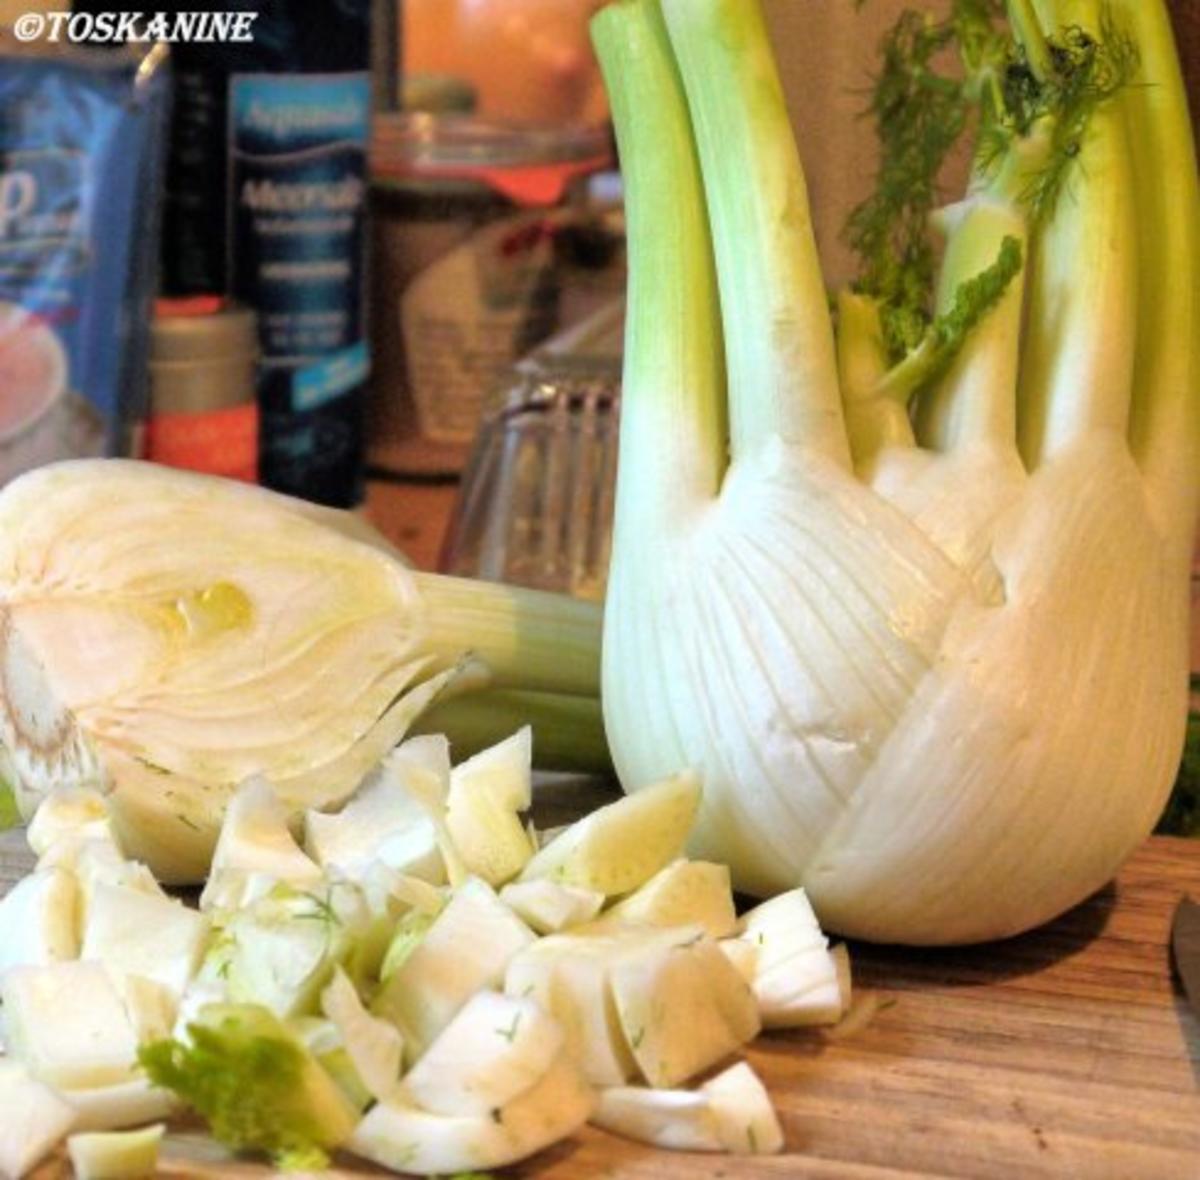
[403, 0, 608, 125]
[167, 1, 373, 509]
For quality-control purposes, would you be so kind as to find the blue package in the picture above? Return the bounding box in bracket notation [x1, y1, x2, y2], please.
[0, 38, 170, 485]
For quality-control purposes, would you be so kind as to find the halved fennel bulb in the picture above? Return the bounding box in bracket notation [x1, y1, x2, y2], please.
[593, 0, 1198, 942]
[0, 460, 601, 881]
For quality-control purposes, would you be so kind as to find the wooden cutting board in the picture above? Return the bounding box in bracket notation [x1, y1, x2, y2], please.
[3, 828, 1199, 1179]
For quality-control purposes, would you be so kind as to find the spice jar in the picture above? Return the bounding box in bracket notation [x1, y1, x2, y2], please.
[145, 298, 259, 483]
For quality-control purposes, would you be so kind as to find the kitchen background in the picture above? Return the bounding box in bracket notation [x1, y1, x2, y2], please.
[0, 0, 1197, 674]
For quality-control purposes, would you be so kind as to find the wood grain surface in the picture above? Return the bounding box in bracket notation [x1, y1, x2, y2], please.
[2, 826, 1198, 1179]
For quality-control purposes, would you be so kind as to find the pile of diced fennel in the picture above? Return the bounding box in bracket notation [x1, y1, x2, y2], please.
[0, 727, 852, 1177]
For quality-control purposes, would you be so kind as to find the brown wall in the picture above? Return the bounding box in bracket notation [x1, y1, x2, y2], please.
[1169, 1, 1200, 128]
[761, 0, 921, 286]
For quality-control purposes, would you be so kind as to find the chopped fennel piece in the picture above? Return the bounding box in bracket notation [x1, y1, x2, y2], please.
[81, 880, 208, 1000]
[26, 786, 115, 857]
[348, 1049, 595, 1176]
[139, 1002, 358, 1171]
[593, 1084, 724, 1151]
[199, 777, 321, 912]
[67, 1124, 165, 1180]
[0, 866, 79, 977]
[0, 1059, 77, 1178]
[505, 922, 756, 1089]
[517, 771, 701, 896]
[60, 1078, 181, 1133]
[371, 876, 536, 1057]
[304, 750, 444, 886]
[608, 930, 760, 1088]
[214, 883, 371, 1020]
[499, 878, 606, 934]
[733, 890, 850, 1027]
[39, 838, 163, 913]
[701, 1061, 785, 1154]
[748, 950, 847, 1027]
[398, 989, 564, 1117]
[444, 727, 536, 886]
[592, 1060, 783, 1154]
[505, 928, 682, 1087]
[2, 960, 140, 1089]
[320, 968, 404, 1102]
[594, 859, 738, 938]
[385, 735, 470, 888]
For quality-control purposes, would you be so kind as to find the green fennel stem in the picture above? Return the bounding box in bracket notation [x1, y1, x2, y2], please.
[860, 104, 1044, 420]
[660, 0, 847, 463]
[590, 0, 727, 537]
[877, 231, 1023, 409]
[839, 290, 915, 465]
[413, 572, 601, 700]
[1014, 0, 1138, 466]
[1115, 0, 1200, 548]
[415, 689, 611, 775]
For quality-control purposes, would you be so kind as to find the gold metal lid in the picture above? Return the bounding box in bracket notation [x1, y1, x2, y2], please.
[149, 298, 258, 414]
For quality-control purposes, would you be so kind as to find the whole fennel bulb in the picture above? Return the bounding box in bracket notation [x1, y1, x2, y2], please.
[593, 0, 1198, 943]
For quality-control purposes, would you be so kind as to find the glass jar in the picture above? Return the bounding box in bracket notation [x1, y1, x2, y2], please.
[440, 300, 623, 600]
[368, 113, 612, 475]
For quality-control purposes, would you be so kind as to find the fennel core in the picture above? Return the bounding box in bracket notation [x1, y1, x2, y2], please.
[594, 0, 1197, 943]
